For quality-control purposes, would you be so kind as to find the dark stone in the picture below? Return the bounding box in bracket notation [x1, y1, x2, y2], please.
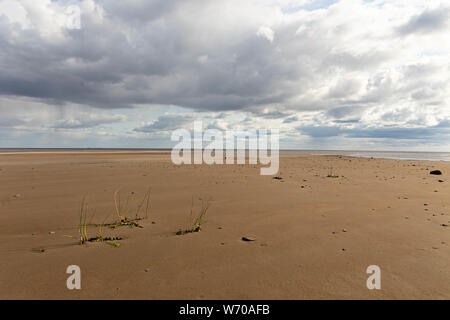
[430, 170, 442, 175]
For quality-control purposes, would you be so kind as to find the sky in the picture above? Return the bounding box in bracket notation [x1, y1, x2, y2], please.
[0, 0, 449, 150]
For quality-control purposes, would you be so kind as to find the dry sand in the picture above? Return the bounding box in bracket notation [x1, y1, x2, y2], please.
[0, 152, 449, 299]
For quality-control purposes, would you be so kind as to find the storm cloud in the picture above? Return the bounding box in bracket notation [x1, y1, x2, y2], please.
[0, 0, 449, 149]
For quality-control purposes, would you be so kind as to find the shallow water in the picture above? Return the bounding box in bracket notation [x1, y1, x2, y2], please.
[282, 150, 450, 162]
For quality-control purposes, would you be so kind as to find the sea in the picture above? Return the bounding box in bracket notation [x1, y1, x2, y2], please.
[282, 150, 450, 162]
[1, 148, 450, 162]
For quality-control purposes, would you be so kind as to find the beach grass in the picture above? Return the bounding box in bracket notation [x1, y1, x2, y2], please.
[327, 166, 339, 178]
[77, 188, 151, 246]
[79, 197, 89, 245]
[111, 188, 151, 228]
[176, 197, 211, 235]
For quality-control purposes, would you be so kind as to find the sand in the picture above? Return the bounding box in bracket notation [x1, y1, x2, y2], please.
[0, 152, 449, 299]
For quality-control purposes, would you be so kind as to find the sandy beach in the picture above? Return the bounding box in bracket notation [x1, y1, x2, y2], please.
[0, 151, 449, 299]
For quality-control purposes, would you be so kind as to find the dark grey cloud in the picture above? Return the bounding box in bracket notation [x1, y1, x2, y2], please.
[333, 119, 359, 124]
[299, 123, 450, 140]
[250, 109, 292, 119]
[0, 117, 27, 127]
[134, 114, 196, 133]
[0, 0, 449, 150]
[345, 127, 436, 140]
[299, 125, 343, 138]
[51, 114, 126, 129]
[0, 0, 406, 112]
[283, 116, 299, 123]
[398, 7, 450, 35]
[326, 106, 364, 119]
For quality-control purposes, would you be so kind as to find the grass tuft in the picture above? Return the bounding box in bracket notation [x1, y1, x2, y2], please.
[79, 197, 89, 245]
[327, 166, 339, 178]
[78, 188, 151, 247]
[176, 197, 211, 235]
[111, 188, 151, 228]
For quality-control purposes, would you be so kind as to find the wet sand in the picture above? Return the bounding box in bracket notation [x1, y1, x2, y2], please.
[0, 152, 449, 299]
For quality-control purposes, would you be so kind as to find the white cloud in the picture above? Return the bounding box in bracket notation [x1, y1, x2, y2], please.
[0, 0, 30, 28]
[256, 26, 275, 42]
